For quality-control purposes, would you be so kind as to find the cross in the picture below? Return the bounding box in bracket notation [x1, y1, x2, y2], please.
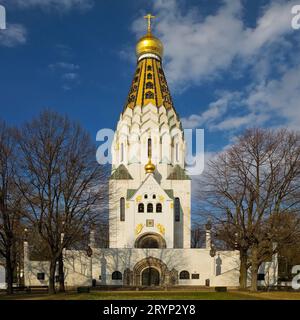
[144, 14, 155, 33]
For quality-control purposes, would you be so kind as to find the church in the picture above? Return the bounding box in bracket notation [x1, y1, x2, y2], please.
[23, 16, 278, 289]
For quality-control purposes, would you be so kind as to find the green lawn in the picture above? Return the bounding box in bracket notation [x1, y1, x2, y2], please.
[1, 290, 300, 300]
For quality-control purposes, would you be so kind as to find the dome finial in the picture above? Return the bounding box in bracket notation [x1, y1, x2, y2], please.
[136, 14, 163, 59]
[145, 157, 155, 174]
[144, 13, 155, 34]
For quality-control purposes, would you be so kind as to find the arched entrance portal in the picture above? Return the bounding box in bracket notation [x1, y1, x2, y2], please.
[135, 233, 166, 249]
[142, 267, 160, 286]
[132, 257, 178, 287]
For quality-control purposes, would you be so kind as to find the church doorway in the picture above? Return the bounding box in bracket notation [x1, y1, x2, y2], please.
[141, 267, 160, 286]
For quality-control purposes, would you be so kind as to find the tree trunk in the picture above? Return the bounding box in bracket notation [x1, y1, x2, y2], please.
[239, 250, 248, 289]
[6, 254, 14, 295]
[48, 259, 56, 294]
[58, 253, 65, 293]
[250, 245, 259, 292]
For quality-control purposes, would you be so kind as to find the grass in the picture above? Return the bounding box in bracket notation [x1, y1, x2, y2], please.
[1, 290, 300, 300]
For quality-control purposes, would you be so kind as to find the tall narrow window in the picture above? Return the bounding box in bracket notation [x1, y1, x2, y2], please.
[175, 197, 180, 222]
[147, 203, 153, 213]
[120, 143, 124, 162]
[120, 197, 125, 221]
[148, 138, 152, 158]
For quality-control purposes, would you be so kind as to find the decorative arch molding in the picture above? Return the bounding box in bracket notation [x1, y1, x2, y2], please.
[134, 232, 166, 249]
[132, 256, 178, 286]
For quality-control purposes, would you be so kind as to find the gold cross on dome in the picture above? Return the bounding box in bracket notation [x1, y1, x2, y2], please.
[144, 14, 155, 33]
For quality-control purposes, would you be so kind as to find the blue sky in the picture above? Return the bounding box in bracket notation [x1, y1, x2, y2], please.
[0, 0, 299, 156]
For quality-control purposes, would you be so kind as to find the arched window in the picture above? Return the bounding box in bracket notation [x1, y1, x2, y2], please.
[175, 197, 180, 222]
[156, 203, 162, 213]
[147, 65, 152, 71]
[148, 138, 152, 158]
[138, 203, 144, 213]
[112, 271, 122, 280]
[120, 197, 125, 221]
[152, 194, 156, 199]
[144, 194, 148, 199]
[146, 81, 154, 89]
[179, 270, 190, 280]
[145, 91, 154, 99]
[147, 73, 152, 80]
[147, 203, 153, 213]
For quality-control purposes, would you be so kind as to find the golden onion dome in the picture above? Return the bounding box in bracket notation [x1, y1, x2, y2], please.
[145, 158, 156, 174]
[136, 33, 164, 59]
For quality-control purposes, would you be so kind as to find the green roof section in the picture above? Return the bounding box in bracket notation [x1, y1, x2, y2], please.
[110, 164, 133, 180]
[167, 165, 191, 180]
[164, 189, 174, 199]
[126, 189, 137, 200]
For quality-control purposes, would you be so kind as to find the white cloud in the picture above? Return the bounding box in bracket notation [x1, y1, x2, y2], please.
[181, 60, 300, 132]
[49, 61, 81, 90]
[181, 92, 239, 129]
[246, 64, 300, 129]
[5, 0, 94, 11]
[132, 0, 298, 89]
[0, 23, 27, 47]
[49, 62, 80, 71]
[62, 72, 79, 80]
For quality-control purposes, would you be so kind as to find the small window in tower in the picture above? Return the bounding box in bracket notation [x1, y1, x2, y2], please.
[120, 197, 125, 221]
[147, 65, 152, 71]
[152, 194, 156, 199]
[147, 203, 153, 213]
[145, 91, 154, 99]
[175, 197, 180, 222]
[146, 81, 154, 89]
[138, 203, 144, 213]
[147, 73, 152, 80]
[136, 68, 140, 74]
[159, 68, 163, 74]
[148, 138, 152, 158]
[134, 76, 138, 83]
[144, 194, 148, 199]
[156, 203, 162, 213]
[120, 143, 124, 162]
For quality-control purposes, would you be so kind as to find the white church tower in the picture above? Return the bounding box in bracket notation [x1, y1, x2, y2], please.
[109, 14, 191, 250]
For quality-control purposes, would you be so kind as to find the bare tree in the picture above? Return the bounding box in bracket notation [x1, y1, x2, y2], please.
[0, 121, 25, 294]
[191, 223, 205, 248]
[16, 111, 107, 294]
[200, 128, 300, 291]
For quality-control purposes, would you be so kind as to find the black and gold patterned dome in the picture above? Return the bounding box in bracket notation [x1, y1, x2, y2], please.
[124, 14, 174, 111]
